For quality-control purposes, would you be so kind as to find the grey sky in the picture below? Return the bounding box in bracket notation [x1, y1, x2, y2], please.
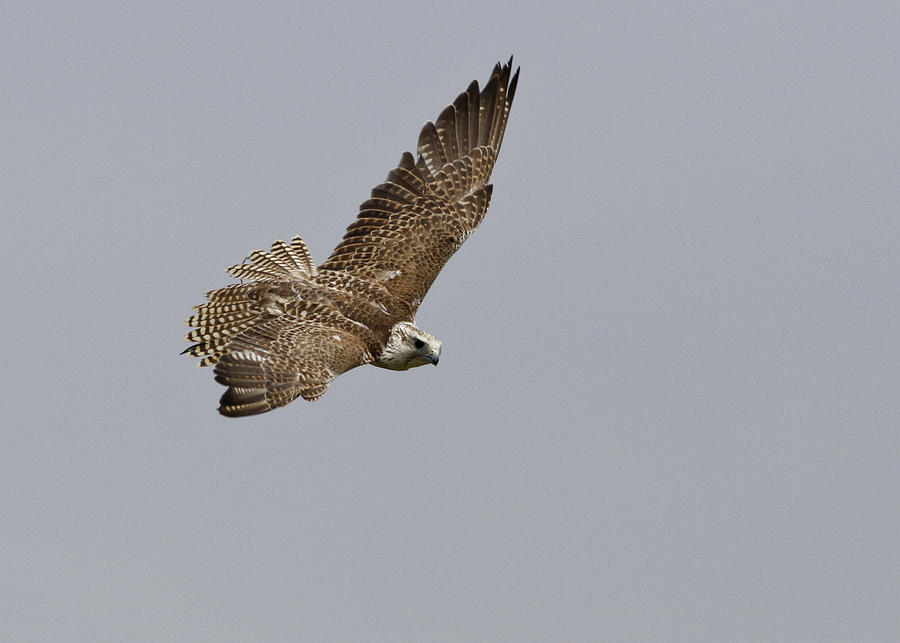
[2, 1, 898, 640]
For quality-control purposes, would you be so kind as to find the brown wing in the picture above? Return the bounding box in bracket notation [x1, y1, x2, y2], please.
[320, 57, 519, 315]
[213, 306, 372, 417]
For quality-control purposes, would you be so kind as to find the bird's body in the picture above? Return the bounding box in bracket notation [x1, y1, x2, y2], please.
[184, 58, 519, 416]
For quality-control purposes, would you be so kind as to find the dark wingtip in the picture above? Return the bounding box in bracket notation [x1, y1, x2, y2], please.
[218, 387, 270, 417]
[508, 66, 520, 104]
[496, 56, 520, 105]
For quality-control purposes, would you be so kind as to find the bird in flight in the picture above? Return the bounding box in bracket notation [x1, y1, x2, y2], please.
[184, 58, 519, 416]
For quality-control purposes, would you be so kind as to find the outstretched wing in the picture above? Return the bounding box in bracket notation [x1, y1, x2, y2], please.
[213, 305, 373, 417]
[320, 57, 519, 316]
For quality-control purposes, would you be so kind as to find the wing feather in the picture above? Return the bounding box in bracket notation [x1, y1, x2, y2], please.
[214, 310, 372, 417]
[321, 57, 519, 315]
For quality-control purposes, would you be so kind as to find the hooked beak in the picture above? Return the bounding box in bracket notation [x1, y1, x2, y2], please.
[428, 354, 439, 366]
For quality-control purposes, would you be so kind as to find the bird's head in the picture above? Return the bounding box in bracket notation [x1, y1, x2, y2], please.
[374, 321, 442, 371]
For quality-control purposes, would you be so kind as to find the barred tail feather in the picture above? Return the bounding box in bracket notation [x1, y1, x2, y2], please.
[226, 236, 317, 282]
[183, 235, 316, 367]
[182, 298, 258, 367]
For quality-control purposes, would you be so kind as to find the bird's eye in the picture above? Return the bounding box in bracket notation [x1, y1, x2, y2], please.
[413, 338, 425, 349]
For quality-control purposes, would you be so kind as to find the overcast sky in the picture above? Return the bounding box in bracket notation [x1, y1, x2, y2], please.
[2, 1, 898, 641]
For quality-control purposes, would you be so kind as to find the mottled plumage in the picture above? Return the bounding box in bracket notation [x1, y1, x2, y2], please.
[185, 58, 519, 416]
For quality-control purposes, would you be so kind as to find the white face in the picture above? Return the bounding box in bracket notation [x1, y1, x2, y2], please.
[373, 322, 442, 371]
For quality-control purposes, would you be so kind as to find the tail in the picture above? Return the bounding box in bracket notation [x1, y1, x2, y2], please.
[183, 236, 316, 366]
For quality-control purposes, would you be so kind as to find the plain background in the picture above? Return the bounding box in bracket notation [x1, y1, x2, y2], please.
[2, 1, 898, 641]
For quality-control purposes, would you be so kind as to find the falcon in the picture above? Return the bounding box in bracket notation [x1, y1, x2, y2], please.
[184, 58, 519, 416]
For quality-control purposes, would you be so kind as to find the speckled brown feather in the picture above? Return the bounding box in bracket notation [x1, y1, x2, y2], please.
[321, 57, 519, 312]
[214, 306, 373, 416]
[185, 58, 519, 415]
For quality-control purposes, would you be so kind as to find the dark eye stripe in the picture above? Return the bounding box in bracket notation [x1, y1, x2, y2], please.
[414, 339, 425, 349]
